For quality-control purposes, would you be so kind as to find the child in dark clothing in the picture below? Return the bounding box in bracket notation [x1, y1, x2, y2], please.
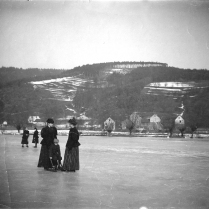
[49, 138, 63, 171]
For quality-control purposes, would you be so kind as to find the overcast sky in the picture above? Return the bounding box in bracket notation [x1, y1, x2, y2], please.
[0, 0, 209, 70]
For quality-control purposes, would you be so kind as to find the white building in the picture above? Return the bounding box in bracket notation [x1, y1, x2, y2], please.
[104, 117, 115, 130]
[175, 116, 185, 125]
[2, 121, 7, 126]
[28, 116, 40, 124]
[150, 114, 161, 123]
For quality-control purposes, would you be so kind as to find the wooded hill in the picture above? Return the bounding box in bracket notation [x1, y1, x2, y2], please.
[0, 62, 209, 132]
[72, 64, 209, 130]
[0, 67, 65, 87]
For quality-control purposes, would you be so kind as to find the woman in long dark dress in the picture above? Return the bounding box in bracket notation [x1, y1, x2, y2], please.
[21, 127, 29, 148]
[32, 127, 39, 148]
[37, 118, 57, 170]
[63, 118, 80, 172]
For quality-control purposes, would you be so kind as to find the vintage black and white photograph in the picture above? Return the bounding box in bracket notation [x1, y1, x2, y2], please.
[0, 0, 209, 208]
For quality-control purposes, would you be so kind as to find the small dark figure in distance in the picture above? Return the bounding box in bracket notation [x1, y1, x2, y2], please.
[21, 127, 29, 148]
[32, 127, 39, 148]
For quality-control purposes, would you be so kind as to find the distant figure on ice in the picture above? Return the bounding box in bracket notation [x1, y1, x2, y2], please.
[63, 118, 80, 172]
[37, 118, 58, 171]
[32, 127, 39, 148]
[21, 127, 29, 148]
[49, 138, 64, 171]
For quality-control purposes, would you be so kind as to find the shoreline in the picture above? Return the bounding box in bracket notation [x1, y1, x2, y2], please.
[1, 129, 209, 139]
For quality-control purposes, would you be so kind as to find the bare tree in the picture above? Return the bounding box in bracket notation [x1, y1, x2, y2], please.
[125, 119, 135, 135]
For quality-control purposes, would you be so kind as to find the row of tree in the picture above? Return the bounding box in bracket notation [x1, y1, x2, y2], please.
[103, 110, 203, 138]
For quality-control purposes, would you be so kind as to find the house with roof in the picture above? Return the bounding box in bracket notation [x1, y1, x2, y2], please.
[77, 114, 91, 121]
[150, 114, 161, 123]
[149, 114, 163, 131]
[175, 115, 185, 125]
[2, 121, 7, 126]
[28, 116, 40, 124]
[140, 113, 163, 132]
[33, 118, 46, 127]
[104, 117, 115, 131]
[121, 113, 163, 132]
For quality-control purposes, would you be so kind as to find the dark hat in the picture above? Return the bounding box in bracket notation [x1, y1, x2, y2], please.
[68, 118, 77, 125]
[46, 118, 54, 124]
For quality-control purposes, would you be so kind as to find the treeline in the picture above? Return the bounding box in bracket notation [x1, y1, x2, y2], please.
[0, 67, 65, 87]
[61, 62, 209, 82]
[61, 61, 167, 78]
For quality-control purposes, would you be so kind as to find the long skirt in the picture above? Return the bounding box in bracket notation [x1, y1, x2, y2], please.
[63, 147, 79, 171]
[32, 136, 39, 144]
[21, 137, 28, 145]
[37, 145, 51, 169]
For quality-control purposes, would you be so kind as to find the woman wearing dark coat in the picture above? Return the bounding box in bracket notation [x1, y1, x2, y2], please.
[63, 118, 80, 172]
[21, 127, 29, 148]
[37, 118, 58, 170]
[32, 127, 39, 148]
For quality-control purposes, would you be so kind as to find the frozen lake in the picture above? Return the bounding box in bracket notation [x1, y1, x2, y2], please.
[0, 135, 209, 208]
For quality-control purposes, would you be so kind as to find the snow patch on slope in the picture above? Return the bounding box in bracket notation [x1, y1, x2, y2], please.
[30, 76, 93, 101]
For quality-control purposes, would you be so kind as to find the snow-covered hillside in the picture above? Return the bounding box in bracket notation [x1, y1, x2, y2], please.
[30, 75, 209, 104]
[145, 81, 209, 97]
[29, 70, 209, 121]
[30, 76, 93, 101]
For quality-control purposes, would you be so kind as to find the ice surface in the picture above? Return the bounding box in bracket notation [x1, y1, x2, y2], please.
[0, 135, 209, 208]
